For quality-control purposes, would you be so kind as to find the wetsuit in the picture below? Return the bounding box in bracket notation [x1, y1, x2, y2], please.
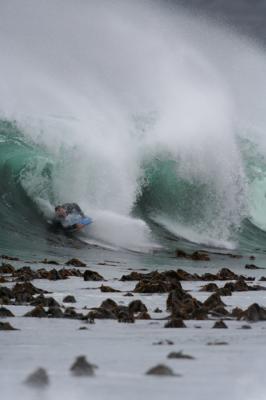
[55, 203, 85, 230]
[61, 203, 85, 218]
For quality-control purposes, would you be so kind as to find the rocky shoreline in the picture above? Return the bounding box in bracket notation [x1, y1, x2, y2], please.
[1, 252, 266, 399]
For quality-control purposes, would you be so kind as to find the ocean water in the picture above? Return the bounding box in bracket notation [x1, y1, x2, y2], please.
[1, 0, 266, 259]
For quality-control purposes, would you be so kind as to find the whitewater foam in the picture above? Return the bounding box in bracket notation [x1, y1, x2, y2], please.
[1, 0, 266, 250]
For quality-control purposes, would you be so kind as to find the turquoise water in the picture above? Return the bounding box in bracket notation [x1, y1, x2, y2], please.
[1, 1, 266, 259]
[1, 121, 266, 259]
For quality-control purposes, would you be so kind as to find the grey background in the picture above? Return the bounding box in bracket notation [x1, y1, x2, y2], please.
[165, 0, 266, 43]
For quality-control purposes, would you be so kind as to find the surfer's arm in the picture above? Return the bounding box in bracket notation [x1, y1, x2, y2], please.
[73, 223, 84, 231]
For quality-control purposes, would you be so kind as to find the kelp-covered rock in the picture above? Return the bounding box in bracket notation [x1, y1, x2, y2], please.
[66, 258, 87, 267]
[30, 295, 60, 308]
[175, 249, 210, 261]
[0, 306, 14, 317]
[87, 308, 116, 320]
[164, 317, 186, 328]
[146, 364, 180, 376]
[47, 306, 64, 318]
[24, 305, 47, 318]
[212, 320, 228, 329]
[167, 351, 195, 360]
[100, 285, 120, 292]
[203, 293, 225, 310]
[84, 270, 104, 281]
[241, 303, 266, 322]
[0, 321, 18, 330]
[128, 300, 147, 314]
[100, 298, 118, 311]
[0, 263, 15, 274]
[199, 283, 219, 292]
[135, 311, 151, 320]
[24, 368, 49, 387]
[0, 286, 13, 304]
[63, 295, 76, 303]
[70, 356, 97, 376]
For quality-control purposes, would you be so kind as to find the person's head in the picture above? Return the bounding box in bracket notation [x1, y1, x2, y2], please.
[55, 205, 67, 218]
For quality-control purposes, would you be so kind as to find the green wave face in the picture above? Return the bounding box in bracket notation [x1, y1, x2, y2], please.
[2, 0, 266, 254]
[0, 121, 57, 253]
[2, 119, 266, 255]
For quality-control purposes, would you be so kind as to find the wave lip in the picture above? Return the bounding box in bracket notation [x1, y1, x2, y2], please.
[1, 1, 266, 252]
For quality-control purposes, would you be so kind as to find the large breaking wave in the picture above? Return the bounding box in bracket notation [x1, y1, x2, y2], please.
[1, 0, 266, 253]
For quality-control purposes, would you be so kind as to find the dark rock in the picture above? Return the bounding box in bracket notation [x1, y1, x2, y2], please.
[66, 258, 86, 267]
[176, 269, 198, 281]
[70, 356, 97, 376]
[259, 277, 266, 281]
[123, 292, 134, 297]
[249, 284, 266, 291]
[0, 321, 18, 330]
[175, 249, 188, 258]
[200, 272, 220, 281]
[210, 306, 229, 317]
[135, 311, 151, 320]
[133, 280, 172, 293]
[12, 282, 45, 297]
[13, 266, 37, 282]
[207, 341, 228, 346]
[165, 318, 186, 328]
[146, 364, 180, 376]
[47, 306, 64, 318]
[0, 307, 14, 317]
[175, 249, 210, 261]
[153, 308, 163, 313]
[100, 285, 120, 293]
[63, 295, 76, 303]
[87, 308, 116, 320]
[167, 286, 202, 320]
[128, 300, 147, 314]
[241, 324, 252, 329]
[245, 264, 261, 270]
[79, 326, 88, 330]
[30, 295, 60, 308]
[233, 277, 249, 292]
[120, 271, 149, 281]
[167, 351, 195, 360]
[166, 286, 192, 312]
[212, 320, 228, 329]
[1, 255, 19, 261]
[40, 259, 60, 265]
[84, 270, 104, 281]
[0, 263, 15, 274]
[217, 268, 239, 280]
[199, 283, 218, 292]
[190, 307, 209, 320]
[117, 309, 135, 323]
[64, 307, 83, 320]
[35, 268, 82, 280]
[47, 268, 67, 281]
[100, 298, 118, 311]
[231, 307, 244, 319]
[216, 286, 233, 296]
[242, 303, 266, 321]
[204, 293, 225, 310]
[24, 305, 47, 318]
[0, 286, 13, 304]
[153, 340, 174, 345]
[191, 251, 210, 261]
[24, 368, 49, 387]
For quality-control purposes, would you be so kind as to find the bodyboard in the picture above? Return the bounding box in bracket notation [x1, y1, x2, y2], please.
[67, 216, 93, 232]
